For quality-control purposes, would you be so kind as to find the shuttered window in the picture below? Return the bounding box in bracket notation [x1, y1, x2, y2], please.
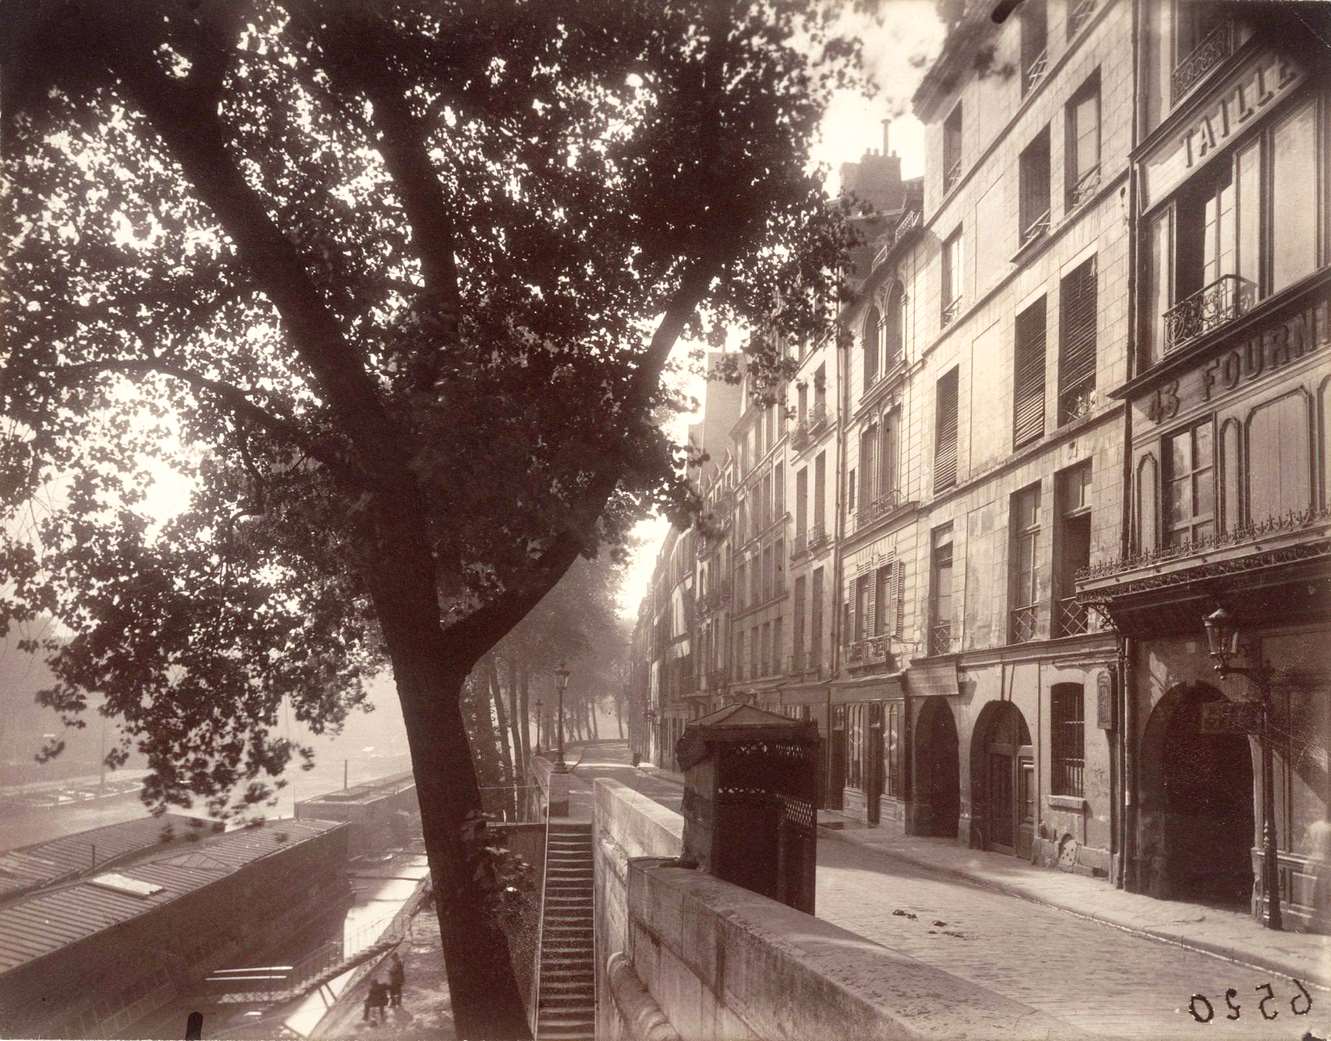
[874, 563, 893, 636]
[1019, 128, 1051, 243]
[1058, 258, 1097, 425]
[934, 369, 959, 491]
[895, 559, 906, 638]
[880, 409, 899, 503]
[1247, 392, 1311, 523]
[1014, 297, 1047, 448]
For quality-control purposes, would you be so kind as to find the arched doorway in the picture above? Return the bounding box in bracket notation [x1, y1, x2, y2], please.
[971, 702, 1034, 858]
[1139, 683, 1254, 906]
[912, 697, 960, 838]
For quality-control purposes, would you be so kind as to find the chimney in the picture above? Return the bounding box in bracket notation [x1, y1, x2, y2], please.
[881, 117, 893, 157]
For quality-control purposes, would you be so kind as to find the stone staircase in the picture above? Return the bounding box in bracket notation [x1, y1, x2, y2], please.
[536, 821, 594, 1040]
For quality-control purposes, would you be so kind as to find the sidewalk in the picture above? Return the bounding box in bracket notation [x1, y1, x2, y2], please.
[818, 811, 1331, 989]
[310, 912, 454, 1040]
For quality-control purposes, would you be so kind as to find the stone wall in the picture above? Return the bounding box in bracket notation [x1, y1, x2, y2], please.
[593, 778, 1086, 1041]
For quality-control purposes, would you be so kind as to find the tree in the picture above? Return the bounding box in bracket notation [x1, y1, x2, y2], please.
[0, 1, 856, 1035]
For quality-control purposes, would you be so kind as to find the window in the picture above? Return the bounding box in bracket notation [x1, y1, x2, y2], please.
[944, 104, 962, 194]
[1068, 0, 1097, 38]
[762, 545, 774, 601]
[1173, 1, 1231, 103]
[859, 425, 877, 514]
[873, 563, 894, 636]
[813, 451, 827, 536]
[880, 409, 900, 506]
[855, 573, 871, 642]
[751, 625, 760, 678]
[1021, 0, 1048, 95]
[773, 617, 783, 675]
[736, 560, 747, 610]
[1056, 463, 1092, 637]
[885, 701, 901, 796]
[885, 284, 904, 367]
[1019, 128, 1051, 245]
[847, 704, 865, 790]
[934, 368, 959, 492]
[795, 467, 808, 538]
[1165, 419, 1214, 546]
[941, 228, 963, 326]
[797, 383, 809, 426]
[761, 622, 771, 676]
[1051, 684, 1085, 796]
[848, 468, 857, 514]
[929, 525, 954, 654]
[1272, 101, 1320, 294]
[813, 363, 827, 420]
[1058, 258, 1097, 424]
[811, 567, 824, 670]
[774, 538, 785, 594]
[1066, 73, 1100, 209]
[1247, 392, 1312, 523]
[793, 575, 806, 670]
[1014, 297, 1047, 448]
[1010, 483, 1042, 643]
[863, 307, 881, 387]
[750, 553, 760, 603]
[773, 462, 784, 515]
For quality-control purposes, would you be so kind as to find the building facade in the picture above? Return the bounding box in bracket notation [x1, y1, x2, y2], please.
[629, 0, 1329, 932]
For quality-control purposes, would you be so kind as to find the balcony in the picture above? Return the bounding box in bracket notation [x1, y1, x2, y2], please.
[1172, 19, 1233, 103]
[807, 524, 830, 553]
[808, 401, 829, 434]
[928, 621, 953, 656]
[792, 530, 808, 558]
[856, 489, 903, 531]
[1023, 49, 1048, 95]
[1056, 595, 1090, 637]
[1163, 274, 1254, 355]
[1068, 0, 1097, 36]
[791, 421, 810, 451]
[847, 637, 894, 673]
[1010, 605, 1039, 644]
[1067, 164, 1101, 212]
[1019, 208, 1050, 249]
[940, 297, 961, 329]
[943, 157, 962, 195]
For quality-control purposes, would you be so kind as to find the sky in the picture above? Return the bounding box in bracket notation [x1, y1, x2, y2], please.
[614, 0, 946, 618]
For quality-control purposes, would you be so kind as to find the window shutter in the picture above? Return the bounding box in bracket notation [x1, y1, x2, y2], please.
[1059, 259, 1097, 406]
[1014, 298, 1047, 447]
[935, 370, 959, 491]
[895, 560, 906, 638]
[866, 574, 876, 638]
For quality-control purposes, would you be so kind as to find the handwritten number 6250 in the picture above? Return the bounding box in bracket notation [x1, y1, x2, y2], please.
[1188, 979, 1313, 1023]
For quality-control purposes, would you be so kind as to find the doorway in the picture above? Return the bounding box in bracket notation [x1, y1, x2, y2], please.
[912, 697, 960, 838]
[972, 702, 1034, 858]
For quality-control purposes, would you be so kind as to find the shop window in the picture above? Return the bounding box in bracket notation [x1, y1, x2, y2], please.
[1051, 684, 1085, 796]
[1058, 257, 1097, 424]
[934, 368, 959, 492]
[847, 704, 865, 790]
[1014, 297, 1047, 448]
[941, 228, 963, 326]
[1247, 391, 1312, 523]
[885, 702, 902, 797]
[1019, 128, 1051, 246]
[1010, 483, 1042, 643]
[944, 104, 962, 193]
[1165, 419, 1215, 546]
[1055, 463, 1092, 637]
[929, 524, 954, 654]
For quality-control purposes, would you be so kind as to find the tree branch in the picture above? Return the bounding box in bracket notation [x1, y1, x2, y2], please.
[52, 357, 368, 485]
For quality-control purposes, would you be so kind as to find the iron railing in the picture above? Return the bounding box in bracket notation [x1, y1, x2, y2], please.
[1067, 164, 1101, 210]
[944, 157, 962, 194]
[1024, 49, 1048, 94]
[1052, 758, 1085, 800]
[1068, 0, 1097, 36]
[1010, 605, 1039, 644]
[807, 524, 829, 552]
[1172, 19, 1233, 102]
[941, 297, 961, 328]
[1056, 595, 1090, 637]
[1163, 274, 1253, 354]
[791, 422, 810, 450]
[808, 401, 829, 432]
[929, 621, 953, 656]
[1020, 208, 1050, 248]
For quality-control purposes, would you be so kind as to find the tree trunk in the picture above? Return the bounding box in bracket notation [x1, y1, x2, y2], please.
[505, 657, 525, 784]
[616, 695, 623, 739]
[519, 666, 532, 761]
[591, 698, 600, 740]
[486, 657, 517, 820]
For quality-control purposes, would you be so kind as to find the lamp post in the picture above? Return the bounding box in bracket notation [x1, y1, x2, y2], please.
[1204, 606, 1282, 931]
[533, 698, 544, 757]
[554, 661, 570, 774]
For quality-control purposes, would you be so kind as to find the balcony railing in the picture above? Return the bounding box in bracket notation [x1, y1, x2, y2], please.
[1068, 0, 1097, 36]
[807, 524, 829, 552]
[1019, 208, 1050, 248]
[808, 401, 829, 433]
[943, 157, 962, 195]
[1067, 164, 1101, 211]
[941, 296, 961, 329]
[847, 637, 893, 671]
[929, 621, 953, 656]
[1010, 605, 1039, 644]
[1023, 49, 1048, 94]
[1056, 595, 1090, 637]
[857, 489, 903, 530]
[791, 421, 810, 451]
[1163, 274, 1254, 354]
[1172, 19, 1233, 103]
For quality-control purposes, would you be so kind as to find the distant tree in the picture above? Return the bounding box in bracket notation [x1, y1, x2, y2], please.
[0, 1, 856, 1034]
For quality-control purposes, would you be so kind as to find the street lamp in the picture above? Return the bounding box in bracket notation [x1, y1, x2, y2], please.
[554, 661, 570, 774]
[533, 698, 544, 756]
[1203, 605, 1282, 931]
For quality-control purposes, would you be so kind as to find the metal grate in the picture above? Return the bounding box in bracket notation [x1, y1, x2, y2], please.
[1164, 274, 1253, 354]
[1056, 595, 1090, 637]
[1172, 19, 1233, 102]
[1010, 605, 1039, 644]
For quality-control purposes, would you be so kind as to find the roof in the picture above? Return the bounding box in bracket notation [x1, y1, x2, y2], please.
[0, 814, 203, 902]
[912, 0, 1003, 122]
[0, 818, 343, 975]
[295, 771, 415, 807]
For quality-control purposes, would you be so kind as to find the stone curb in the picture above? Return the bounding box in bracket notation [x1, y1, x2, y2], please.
[819, 824, 1331, 991]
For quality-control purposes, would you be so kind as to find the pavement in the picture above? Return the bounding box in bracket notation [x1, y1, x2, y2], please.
[581, 743, 1331, 1040]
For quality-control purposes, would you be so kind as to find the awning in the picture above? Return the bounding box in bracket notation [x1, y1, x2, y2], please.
[905, 660, 959, 699]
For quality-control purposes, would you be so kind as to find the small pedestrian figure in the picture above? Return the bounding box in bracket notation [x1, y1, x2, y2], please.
[363, 976, 389, 1026]
[388, 952, 405, 1008]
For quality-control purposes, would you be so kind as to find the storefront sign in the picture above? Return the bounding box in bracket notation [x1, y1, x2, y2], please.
[1200, 699, 1261, 735]
[1138, 281, 1330, 427]
[1141, 51, 1305, 211]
